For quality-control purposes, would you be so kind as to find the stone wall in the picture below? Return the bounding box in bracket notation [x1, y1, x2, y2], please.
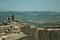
[37, 28, 60, 40]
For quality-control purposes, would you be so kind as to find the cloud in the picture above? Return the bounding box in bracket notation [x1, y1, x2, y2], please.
[0, 3, 6, 11]
[0, 3, 5, 7]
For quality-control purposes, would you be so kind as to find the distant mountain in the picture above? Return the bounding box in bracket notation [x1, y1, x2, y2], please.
[0, 11, 60, 13]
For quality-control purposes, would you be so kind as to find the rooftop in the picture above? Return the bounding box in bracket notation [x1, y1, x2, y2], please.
[0, 32, 27, 40]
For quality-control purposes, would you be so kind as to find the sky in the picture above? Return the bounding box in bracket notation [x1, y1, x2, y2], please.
[0, 0, 60, 12]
